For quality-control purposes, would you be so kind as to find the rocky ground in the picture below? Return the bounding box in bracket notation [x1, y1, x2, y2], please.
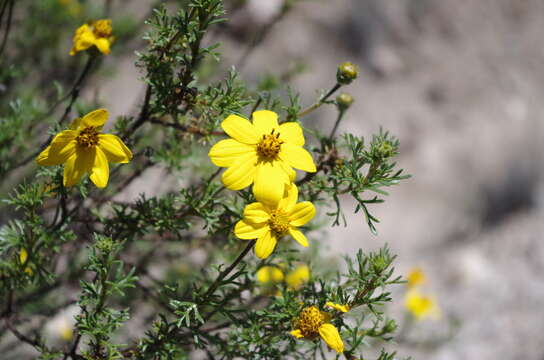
[95, 0, 544, 359]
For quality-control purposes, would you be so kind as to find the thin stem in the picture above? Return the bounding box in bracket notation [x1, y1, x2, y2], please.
[297, 83, 341, 118]
[200, 240, 256, 303]
[329, 110, 346, 140]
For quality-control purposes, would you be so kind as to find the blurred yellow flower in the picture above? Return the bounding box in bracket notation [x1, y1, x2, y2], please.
[36, 109, 132, 188]
[58, 319, 74, 341]
[70, 19, 114, 56]
[208, 110, 316, 206]
[404, 289, 440, 321]
[19, 248, 33, 276]
[407, 267, 426, 288]
[285, 265, 310, 290]
[256, 266, 284, 284]
[234, 184, 315, 259]
[290, 306, 344, 353]
[325, 302, 350, 313]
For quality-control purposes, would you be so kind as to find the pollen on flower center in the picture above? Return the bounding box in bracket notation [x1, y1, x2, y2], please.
[294, 306, 325, 339]
[256, 130, 283, 159]
[76, 127, 99, 148]
[268, 210, 290, 235]
[92, 19, 112, 37]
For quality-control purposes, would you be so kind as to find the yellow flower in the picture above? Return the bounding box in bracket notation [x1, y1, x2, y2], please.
[407, 267, 426, 288]
[404, 289, 440, 321]
[36, 109, 132, 188]
[70, 19, 114, 56]
[208, 110, 316, 206]
[256, 266, 285, 284]
[234, 184, 315, 259]
[325, 302, 350, 313]
[19, 248, 33, 276]
[285, 265, 310, 290]
[290, 306, 344, 353]
[58, 320, 74, 341]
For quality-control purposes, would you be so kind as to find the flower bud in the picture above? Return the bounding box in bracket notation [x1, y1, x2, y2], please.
[336, 62, 359, 85]
[372, 255, 388, 273]
[336, 93, 354, 111]
[384, 319, 397, 333]
[378, 141, 394, 159]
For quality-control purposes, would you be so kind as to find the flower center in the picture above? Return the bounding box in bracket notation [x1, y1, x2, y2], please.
[295, 306, 325, 338]
[76, 127, 99, 148]
[92, 19, 112, 38]
[256, 130, 283, 160]
[268, 210, 290, 235]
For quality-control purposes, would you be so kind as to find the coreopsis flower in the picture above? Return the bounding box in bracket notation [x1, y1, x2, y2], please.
[407, 267, 426, 288]
[208, 110, 316, 206]
[290, 306, 344, 353]
[285, 264, 310, 290]
[234, 184, 315, 259]
[70, 19, 114, 56]
[256, 264, 310, 294]
[325, 302, 350, 313]
[19, 248, 33, 276]
[404, 289, 440, 321]
[256, 266, 285, 284]
[36, 109, 132, 188]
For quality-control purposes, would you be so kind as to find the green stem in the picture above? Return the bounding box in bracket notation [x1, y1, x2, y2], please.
[298, 83, 341, 118]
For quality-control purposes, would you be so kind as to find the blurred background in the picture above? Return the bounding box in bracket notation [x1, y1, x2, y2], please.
[5, 0, 544, 358]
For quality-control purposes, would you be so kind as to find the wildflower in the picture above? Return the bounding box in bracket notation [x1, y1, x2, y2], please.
[406, 267, 426, 288]
[70, 19, 114, 56]
[58, 319, 74, 341]
[234, 184, 315, 259]
[404, 289, 440, 321]
[336, 62, 359, 85]
[36, 109, 132, 188]
[19, 248, 33, 276]
[256, 266, 285, 284]
[208, 110, 316, 206]
[290, 306, 344, 353]
[285, 265, 310, 290]
[336, 93, 354, 111]
[325, 302, 350, 313]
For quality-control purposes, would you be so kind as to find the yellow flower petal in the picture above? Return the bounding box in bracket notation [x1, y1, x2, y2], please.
[81, 108, 108, 128]
[252, 110, 279, 135]
[256, 266, 284, 283]
[98, 134, 132, 163]
[290, 329, 304, 339]
[36, 131, 77, 166]
[279, 161, 296, 182]
[279, 143, 316, 172]
[254, 230, 276, 259]
[89, 147, 109, 188]
[63, 150, 92, 187]
[279, 122, 305, 146]
[319, 323, 344, 353]
[208, 139, 256, 167]
[405, 289, 440, 320]
[243, 202, 270, 224]
[278, 183, 298, 213]
[234, 219, 268, 240]
[325, 302, 350, 313]
[288, 201, 316, 227]
[221, 153, 258, 190]
[19, 248, 28, 264]
[94, 38, 111, 55]
[407, 267, 426, 288]
[221, 114, 259, 144]
[288, 228, 309, 247]
[253, 161, 289, 208]
[285, 265, 310, 290]
[69, 117, 82, 130]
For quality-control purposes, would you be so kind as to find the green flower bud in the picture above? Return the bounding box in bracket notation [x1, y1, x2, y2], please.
[378, 141, 394, 159]
[336, 62, 359, 85]
[372, 255, 388, 273]
[384, 319, 397, 333]
[336, 93, 354, 111]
